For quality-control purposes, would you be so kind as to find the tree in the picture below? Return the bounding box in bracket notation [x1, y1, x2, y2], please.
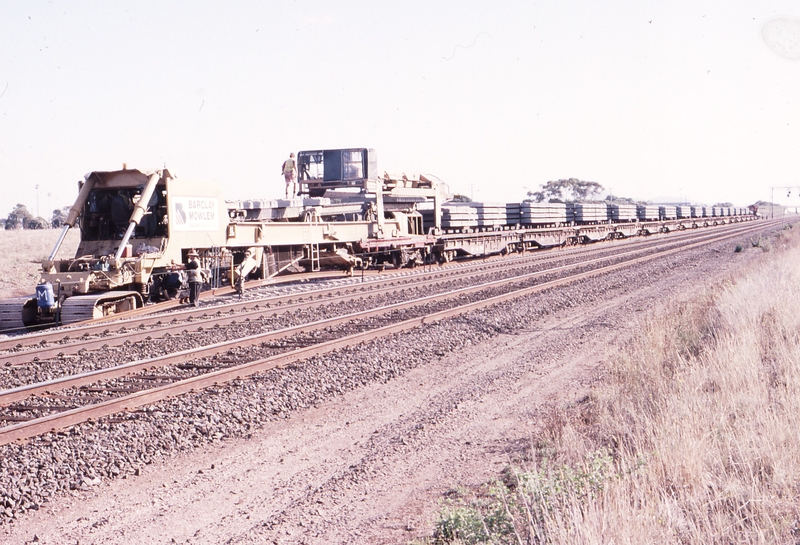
[51, 207, 70, 228]
[604, 195, 647, 205]
[27, 217, 50, 229]
[4, 205, 54, 229]
[528, 179, 605, 203]
[4, 204, 33, 230]
[450, 194, 473, 203]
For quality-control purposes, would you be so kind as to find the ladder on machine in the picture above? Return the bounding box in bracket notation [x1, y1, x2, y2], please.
[309, 242, 320, 272]
[302, 217, 321, 272]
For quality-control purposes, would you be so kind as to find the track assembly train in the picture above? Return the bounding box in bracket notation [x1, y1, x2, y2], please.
[0, 147, 757, 330]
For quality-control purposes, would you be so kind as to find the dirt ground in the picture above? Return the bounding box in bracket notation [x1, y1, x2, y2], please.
[0, 229, 80, 299]
[0, 232, 765, 544]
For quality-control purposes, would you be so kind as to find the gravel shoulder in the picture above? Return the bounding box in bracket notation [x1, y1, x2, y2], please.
[0, 228, 778, 545]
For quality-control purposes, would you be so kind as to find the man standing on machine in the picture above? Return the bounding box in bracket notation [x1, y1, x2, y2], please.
[282, 152, 297, 198]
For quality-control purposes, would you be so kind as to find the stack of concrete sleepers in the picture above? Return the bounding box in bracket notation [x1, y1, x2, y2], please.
[505, 203, 521, 225]
[637, 205, 660, 221]
[441, 203, 478, 229]
[232, 199, 279, 220]
[472, 202, 507, 227]
[609, 204, 636, 222]
[677, 206, 691, 219]
[712, 207, 723, 217]
[519, 202, 573, 226]
[659, 206, 677, 220]
[232, 197, 327, 220]
[572, 202, 608, 223]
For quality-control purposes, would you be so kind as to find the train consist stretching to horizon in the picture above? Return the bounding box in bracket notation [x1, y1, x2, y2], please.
[0, 147, 757, 330]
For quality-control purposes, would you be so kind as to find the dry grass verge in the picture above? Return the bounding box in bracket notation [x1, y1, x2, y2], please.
[0, 228, 80, 298]
[424, 224, 800, 544]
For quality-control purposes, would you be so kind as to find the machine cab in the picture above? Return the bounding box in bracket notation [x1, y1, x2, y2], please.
[75, 169, 169, 258]
[80, 173, 168, 243]
[297, 148, 378, 197]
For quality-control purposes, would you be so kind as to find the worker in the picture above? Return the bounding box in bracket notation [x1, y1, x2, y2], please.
[282, 152, 297, 198]
[186, 250, 204, 306]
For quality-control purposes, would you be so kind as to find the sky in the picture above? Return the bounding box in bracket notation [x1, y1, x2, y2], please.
[2, 0, 800, 218]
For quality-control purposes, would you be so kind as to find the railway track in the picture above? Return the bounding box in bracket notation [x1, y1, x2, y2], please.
[4, 219, 762, 344]
[0, 219, 762, 367]
[0, 216, 760, 338]
[0, 231, 636, 338]
[0, 217, 776, 446]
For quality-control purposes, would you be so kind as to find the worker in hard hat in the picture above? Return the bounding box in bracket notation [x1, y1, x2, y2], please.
[186, 250, 204, 306]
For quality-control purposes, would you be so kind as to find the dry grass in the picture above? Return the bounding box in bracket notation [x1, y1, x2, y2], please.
[0, 228, 80, 298]
[427, 225, 800, 544]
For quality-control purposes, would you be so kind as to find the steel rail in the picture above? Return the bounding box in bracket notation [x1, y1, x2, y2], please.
[0, 250, 602, 363]
[0, 216, 759, 341]
[0, 239, 551, 348]
[0, 219, 770, 446]
[0, 221, 764, 366]
[2, 216, 758, 343]
[0, 226, 640, 347]
[0, 236, 688, 376]
[0, 219, 763, 362]
[3, 221, 764, 402]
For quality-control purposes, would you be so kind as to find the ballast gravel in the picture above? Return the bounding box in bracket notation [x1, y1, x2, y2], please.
[0, 222, 787, 529]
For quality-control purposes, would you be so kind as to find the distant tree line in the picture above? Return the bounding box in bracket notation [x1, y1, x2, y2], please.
[527, 180, 746, 207]
[527, 178, 605, 203]
[4, 204, 69, 230]
[526, 178, 644, 204]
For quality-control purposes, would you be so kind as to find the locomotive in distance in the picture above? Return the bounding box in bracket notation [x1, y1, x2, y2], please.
[0, 147, 755, 330]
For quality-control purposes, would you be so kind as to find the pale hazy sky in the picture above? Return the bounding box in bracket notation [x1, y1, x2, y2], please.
[2, 0, 800, 218]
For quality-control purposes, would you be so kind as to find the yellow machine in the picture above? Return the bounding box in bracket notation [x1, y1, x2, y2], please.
[0, 149, 447, 329]
[1, 147, 747, 331]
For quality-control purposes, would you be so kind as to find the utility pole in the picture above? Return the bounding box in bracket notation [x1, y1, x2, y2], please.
[769, 186, 800, 219]
[35, 184, 39, 218]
